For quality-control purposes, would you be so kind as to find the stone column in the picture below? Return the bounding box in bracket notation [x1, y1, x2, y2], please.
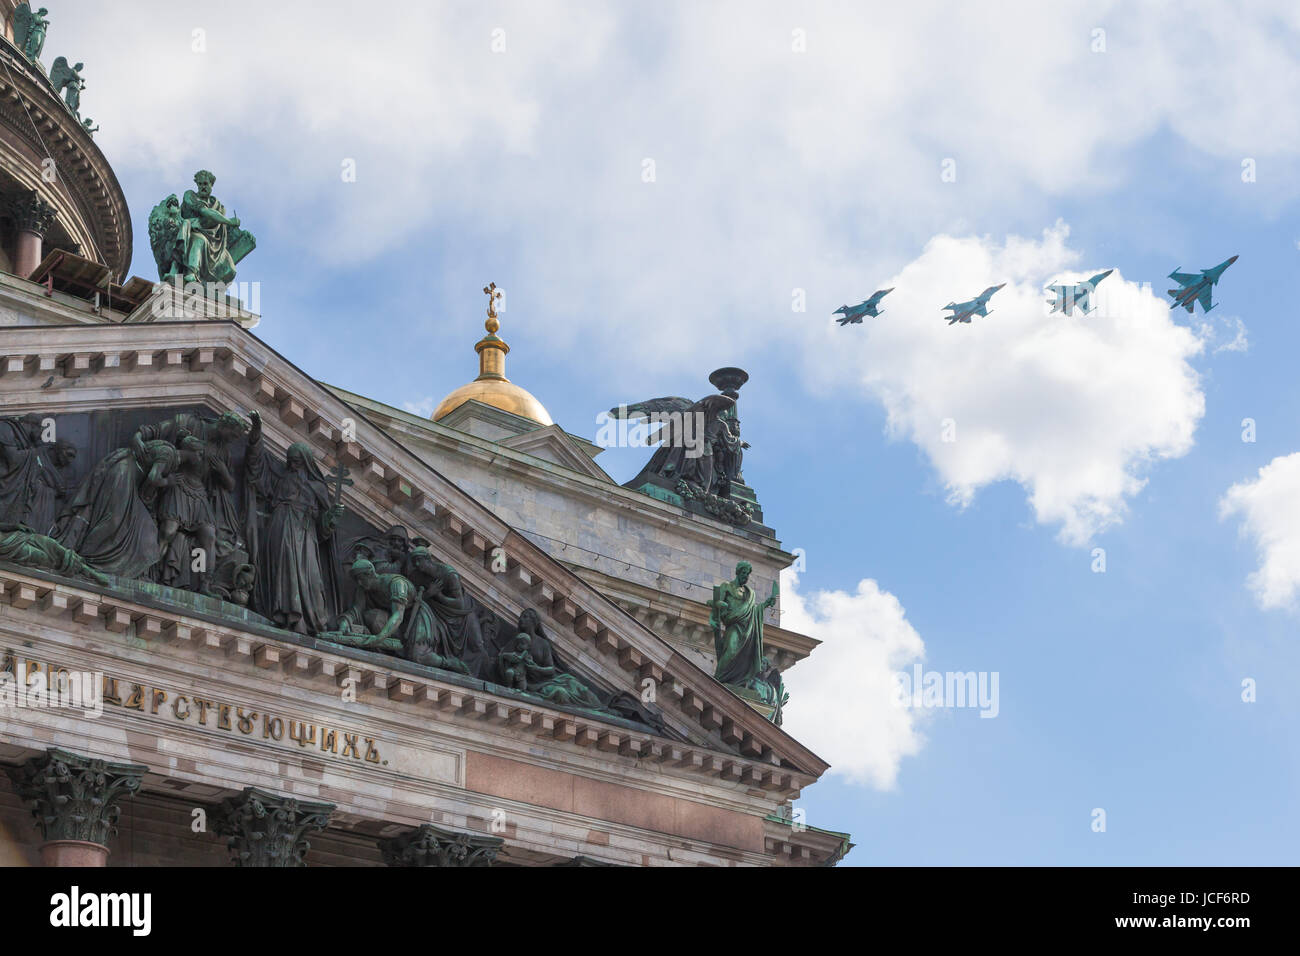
[4, 747, 146, 867]
[378, 823, 503, 867]
[5, 189, 57, 279]
[213, 787, 335, 867]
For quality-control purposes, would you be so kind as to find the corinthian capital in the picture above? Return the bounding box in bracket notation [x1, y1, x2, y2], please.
[5, 189, 57, 237]
[378, 822, 502, 867]
[213, 787, 335, 867]
[5, 747, 146, 847]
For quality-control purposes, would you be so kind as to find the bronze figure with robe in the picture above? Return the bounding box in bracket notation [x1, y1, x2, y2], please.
[180, 170, 256, 285]
[244, 415, 342, 634]
[0, 415, 76, 535]
[0, 523, 110, 586]
[323, 558, 470, 675]
[53, 437, 178, 580]
[708, 560, 778, 686]
[501, 609, 605, 709]
[407, 548, 490, 677]
[133, 405, 248, 572]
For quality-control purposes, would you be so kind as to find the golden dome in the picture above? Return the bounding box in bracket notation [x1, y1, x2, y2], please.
[431, 286, 553, 427]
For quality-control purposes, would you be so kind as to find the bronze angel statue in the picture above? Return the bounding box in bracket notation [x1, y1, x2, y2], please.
[13, 4, 50, 62]
[607, 393, 740, 500]
[48, 57, 84, 117]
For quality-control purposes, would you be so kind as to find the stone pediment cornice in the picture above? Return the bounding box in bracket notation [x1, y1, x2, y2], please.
[0, 320, 831, 781]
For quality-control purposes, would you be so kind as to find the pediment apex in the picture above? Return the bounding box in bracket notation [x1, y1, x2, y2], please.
[499, 425, 611, 481]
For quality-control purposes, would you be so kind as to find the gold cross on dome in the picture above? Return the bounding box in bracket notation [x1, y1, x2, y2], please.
[482, 282, 502, 319]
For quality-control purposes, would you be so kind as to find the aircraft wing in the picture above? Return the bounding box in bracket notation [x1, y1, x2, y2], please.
[1169, 270, 1200, 287]
[1196, 287, 1215, 312]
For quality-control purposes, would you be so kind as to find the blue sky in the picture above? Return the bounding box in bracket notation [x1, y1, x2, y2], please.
[53, 0, 1300, 863]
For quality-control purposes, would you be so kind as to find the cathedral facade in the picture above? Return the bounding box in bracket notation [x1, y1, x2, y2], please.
[0, 4, 847, 867]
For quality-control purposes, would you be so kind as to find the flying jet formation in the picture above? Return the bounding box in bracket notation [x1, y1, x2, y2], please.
[942, 284, 1005, 325]
[1167, 256, 1238, 314]
[834, 288, 893, 325]
[1046, 269, 1113, 316]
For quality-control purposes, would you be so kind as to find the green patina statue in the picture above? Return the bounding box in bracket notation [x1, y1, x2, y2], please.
[245, 421, 341, 635]
[407, 549, 490, 677]
[52, 436, 177, 580]
[709, 561, 776, 686]
[181, 170, 255, 284]
[148, 171, 256, 285]
[48, 57, 84, 118]
[0, 523, 109, 586]
[708, 562, 787, 723]
[136, 411, 249, 596]
[320, 558, 470, 674]
[751, 656, 789, 726]
[500, 609, 606, 709]
[0, 414, 76, 536]
[13, 4, 50, 63]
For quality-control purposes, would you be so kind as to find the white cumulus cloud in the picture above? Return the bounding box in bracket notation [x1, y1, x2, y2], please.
[1220, 453, 1300, 611]
[779, 570, 927, 790]
[810, 223, 1206, 546]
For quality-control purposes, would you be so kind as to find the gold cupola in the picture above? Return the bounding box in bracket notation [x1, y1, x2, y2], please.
[431, 283, 554, 427]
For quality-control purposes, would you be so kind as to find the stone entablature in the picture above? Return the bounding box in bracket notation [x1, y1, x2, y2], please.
[0, 317, 829, 781]
[0, 565, 811, 798]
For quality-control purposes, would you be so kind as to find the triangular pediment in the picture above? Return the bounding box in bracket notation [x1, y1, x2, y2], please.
[0, 319, 828, 790]
[497, 425, 610, 481]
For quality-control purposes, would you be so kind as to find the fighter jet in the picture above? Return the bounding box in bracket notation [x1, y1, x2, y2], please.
[1046, 269, 1112, 316]
[834, 288, 893, 325]
[942, 284, 1005, 325]
[1167, 256, 1237, 314]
